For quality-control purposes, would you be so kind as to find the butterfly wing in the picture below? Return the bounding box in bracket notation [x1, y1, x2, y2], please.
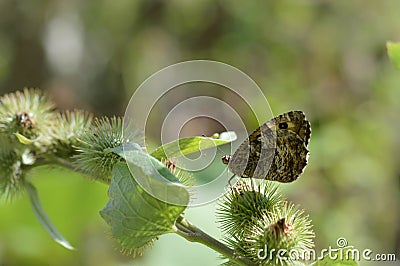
[265, 128, 309, 182]
[227, 110, 311, 183]
[227, 122, 276, 179]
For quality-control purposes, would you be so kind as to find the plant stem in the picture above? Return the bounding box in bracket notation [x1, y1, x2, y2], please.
[52, 157, 76, 170]
[26, 156, 111, 185]
[29, 156, 77, 171]
[175, 216, 256, 266]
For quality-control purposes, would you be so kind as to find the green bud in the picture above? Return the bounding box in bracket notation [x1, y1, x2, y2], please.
[73, 116, 142, 181]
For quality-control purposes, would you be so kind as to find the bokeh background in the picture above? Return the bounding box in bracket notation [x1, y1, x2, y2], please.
[1, 1, 400, 265]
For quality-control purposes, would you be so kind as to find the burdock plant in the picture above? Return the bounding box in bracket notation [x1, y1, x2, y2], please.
[217, 180, 314, 265]
[0, 89, 356, 265]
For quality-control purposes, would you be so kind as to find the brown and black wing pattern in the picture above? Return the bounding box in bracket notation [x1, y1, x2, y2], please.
[225, 110, 311, 183]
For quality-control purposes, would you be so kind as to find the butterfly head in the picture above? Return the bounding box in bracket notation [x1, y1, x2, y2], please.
[221, 155, 231, 165]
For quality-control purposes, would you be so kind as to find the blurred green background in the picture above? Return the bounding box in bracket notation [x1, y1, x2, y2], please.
[1, 1, 400, 265]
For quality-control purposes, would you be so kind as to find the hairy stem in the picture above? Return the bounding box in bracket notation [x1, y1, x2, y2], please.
[51, 157, 76, 170]
[27, 156, 76, 171]
[175, 216, 255, 266]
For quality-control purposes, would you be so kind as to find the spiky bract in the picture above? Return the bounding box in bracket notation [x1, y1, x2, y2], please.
[217, 180, 314, 265]
[0, 88, 56, 146]
[74, 116, 143, 181]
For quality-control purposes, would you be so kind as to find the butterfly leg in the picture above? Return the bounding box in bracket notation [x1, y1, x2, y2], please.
[228, 174, 236, 188]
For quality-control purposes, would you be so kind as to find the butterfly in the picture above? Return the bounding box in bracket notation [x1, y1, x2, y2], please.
[222, 110, 311, 183]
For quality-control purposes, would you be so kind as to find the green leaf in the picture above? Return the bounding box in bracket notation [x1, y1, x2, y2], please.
[14, 133, 35, 145]
[100, 163, 187, 254]
[24, 181, 74, 250]
[110, 142, 190, 205]
[387, 41, 400, 69]
[310, 248, 358, 266]
[150, 132, 237, 160]
[310, 260, 357, 266]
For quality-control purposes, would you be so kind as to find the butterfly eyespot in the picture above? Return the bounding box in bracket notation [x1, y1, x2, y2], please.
[278, 122, 288, 129]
